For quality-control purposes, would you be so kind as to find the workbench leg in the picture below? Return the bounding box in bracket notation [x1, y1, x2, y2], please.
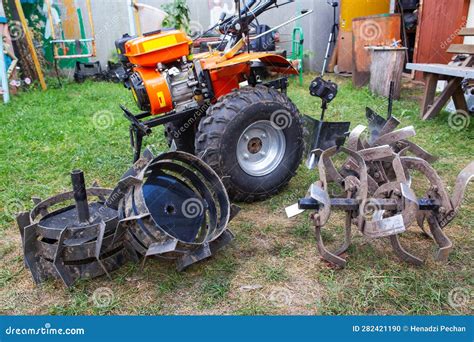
[452, 86, 468, 114]
[423, 77, 461, 121]
[420, 73, 438, 119]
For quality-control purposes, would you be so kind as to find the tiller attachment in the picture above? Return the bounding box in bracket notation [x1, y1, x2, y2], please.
[16, 170, 128, 287]
[291, 114, 473, 268]
[118, 151, 238, 271]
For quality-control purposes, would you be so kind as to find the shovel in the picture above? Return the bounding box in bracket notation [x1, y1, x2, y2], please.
[304, 77, 351, 169]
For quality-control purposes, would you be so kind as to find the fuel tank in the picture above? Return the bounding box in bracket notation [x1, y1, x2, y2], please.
[124, 29, 193, 67]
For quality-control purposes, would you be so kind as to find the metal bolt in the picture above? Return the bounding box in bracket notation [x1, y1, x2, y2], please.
[244, 135, 250, 141]
[374, 172, 380, 179]
[261, 133, 267, 139]
[243, 153, 250, 160]
[439, 207, 447, 214]
[260, 151, 267, 156]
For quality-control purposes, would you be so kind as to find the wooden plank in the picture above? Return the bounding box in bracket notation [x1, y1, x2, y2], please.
[369, 48, 406, 99]
[411, 0, 423, 80]
[447, 44, 474, 55]
[14, 0, 47, 90]
[327, 32, 339, 73]
[406, 63, 474, 78]
[420, 73, 439, 119]
[461, 55, 474, 67]
[336, 31, 353, 73]
[352, 14, 401, 88]
[458, 27, 474, 36]
[423, 78, 462, 120]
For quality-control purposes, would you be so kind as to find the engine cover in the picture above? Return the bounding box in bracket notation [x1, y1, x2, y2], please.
[131, 65, 197, 115]
[124, 30, 192, 67]
[131, 67, 173, 114]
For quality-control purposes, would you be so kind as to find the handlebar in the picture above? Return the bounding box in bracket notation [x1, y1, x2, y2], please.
[219, 0, 281, 36]
[194, 0, 294, 44]
[241, 0, 258, 14]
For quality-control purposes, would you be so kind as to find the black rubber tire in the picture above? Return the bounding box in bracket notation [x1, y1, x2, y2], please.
[164, 119, 196, 154]
[195, 86, 304, 202]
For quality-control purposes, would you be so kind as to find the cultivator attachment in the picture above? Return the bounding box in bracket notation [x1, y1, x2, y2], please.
[117, 151, 238, 271]
[16, 170, 128, 287]
[293, 111, 473, 268]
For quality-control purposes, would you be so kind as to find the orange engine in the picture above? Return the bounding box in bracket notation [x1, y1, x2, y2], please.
[116, 29, 298, 115]
[120, 30, 199, 115]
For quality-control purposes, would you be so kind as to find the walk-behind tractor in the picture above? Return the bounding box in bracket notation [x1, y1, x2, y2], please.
[115, 0, 314, 202]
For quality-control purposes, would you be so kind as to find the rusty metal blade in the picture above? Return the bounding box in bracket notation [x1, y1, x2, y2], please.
[451, 161, 474, 210]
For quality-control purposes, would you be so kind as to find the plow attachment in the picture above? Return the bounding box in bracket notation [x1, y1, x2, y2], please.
[304, 77, 351, 169]
[304, 116, 350, 169]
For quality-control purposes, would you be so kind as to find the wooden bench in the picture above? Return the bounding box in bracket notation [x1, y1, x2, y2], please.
[406, 27, 474, 120]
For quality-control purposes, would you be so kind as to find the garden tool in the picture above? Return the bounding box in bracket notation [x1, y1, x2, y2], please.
[16, 170, 128, 287]
[305, 76, 351, 169]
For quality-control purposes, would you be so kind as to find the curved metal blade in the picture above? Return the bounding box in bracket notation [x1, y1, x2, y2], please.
[451, 161, 474, 211]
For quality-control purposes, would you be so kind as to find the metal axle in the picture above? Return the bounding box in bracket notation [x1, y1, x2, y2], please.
[71, 169, 90, 224]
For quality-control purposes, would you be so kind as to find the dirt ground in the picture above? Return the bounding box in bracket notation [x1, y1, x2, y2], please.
[0, 76, 472, 315]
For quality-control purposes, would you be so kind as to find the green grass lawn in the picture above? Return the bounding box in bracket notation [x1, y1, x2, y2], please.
[0, 74, 472, 315]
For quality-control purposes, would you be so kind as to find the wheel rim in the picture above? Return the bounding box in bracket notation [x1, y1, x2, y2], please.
[237, 120, 287, 177]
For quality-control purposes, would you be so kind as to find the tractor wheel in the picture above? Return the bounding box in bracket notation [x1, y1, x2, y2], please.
[164, 119, 195, 154]
[195, 86, 304, 202]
